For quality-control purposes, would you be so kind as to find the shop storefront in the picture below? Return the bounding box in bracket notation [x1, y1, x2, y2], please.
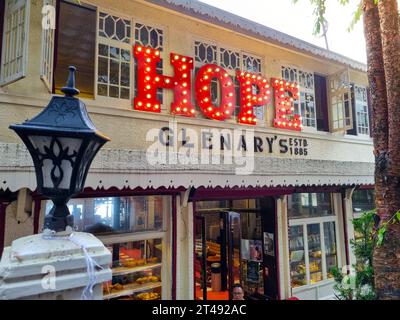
[45, 194, 173, 300]
[0, 0, 375, 300]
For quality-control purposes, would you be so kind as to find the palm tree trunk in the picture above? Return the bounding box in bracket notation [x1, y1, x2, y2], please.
[374, 0, 400, 300]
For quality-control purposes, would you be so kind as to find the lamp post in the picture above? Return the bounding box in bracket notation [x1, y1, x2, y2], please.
[9, 66, 110, 233]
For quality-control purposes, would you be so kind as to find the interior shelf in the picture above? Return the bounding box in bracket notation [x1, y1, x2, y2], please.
[112, 263, 162, 277]
[103, 281, 162, 300]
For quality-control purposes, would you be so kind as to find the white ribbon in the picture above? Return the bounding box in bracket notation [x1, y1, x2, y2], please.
[42, 231, 103, 300]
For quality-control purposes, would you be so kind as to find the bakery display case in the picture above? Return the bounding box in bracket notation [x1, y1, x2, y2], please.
[102, 238, 163, 300]
[289, 225, 307, 287]
[307, 224, 322, 284]
[324, 222, 338, 278]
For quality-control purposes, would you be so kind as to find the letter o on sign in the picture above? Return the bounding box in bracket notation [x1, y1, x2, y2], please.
[195, 64, 235, 121]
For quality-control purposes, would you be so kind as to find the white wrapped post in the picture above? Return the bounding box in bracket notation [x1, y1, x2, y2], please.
[0, 232, 112, 300]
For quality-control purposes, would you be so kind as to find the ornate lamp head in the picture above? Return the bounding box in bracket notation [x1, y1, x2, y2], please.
[10, 66, 110, 232]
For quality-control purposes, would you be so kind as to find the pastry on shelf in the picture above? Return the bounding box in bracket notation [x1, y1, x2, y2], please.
[147, 257, 158, 264]
[136, 292, 160, 300]
[110, 283, 124, 292]
[121, 258, 146, 268]
[135, 276, 160, 284]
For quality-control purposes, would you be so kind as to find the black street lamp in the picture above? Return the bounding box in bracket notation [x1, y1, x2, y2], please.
[9, 66, 110, 233]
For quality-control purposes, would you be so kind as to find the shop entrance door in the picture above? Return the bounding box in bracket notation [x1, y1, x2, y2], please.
[194, 211, 241, 300]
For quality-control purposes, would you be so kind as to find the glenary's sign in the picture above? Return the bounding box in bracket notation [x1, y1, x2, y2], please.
[134, 45, 302, 131]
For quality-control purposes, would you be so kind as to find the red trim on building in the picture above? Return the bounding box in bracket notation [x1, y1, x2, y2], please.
[357, 184, 374, 190]
[341, 191, 350, 268]
[33, 197, 42, 234]
[0, 201, 9, 257]
[192, 201, 197, 300]
[172, 195, 177, 299]
[191, 186, 295, 201]
[75, 186, 186, 198]
[274, 196, 281, 300]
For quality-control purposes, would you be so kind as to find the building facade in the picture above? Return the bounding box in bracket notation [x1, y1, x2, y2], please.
[0, 0, 375, 300]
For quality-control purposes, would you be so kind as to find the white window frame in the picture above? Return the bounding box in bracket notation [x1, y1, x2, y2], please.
[95, 8, 132, 108]
[193, 38, 265, 124]
[0, 0, 30, 86]
[281, 65, 317, 130]
[40, 0, 56, 92]
[288, 194, 340, 289]
[328, 68, 353, 133]
[354, 85, 370, 136]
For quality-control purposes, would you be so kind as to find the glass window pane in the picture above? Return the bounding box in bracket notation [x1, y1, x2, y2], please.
[110, 47, 120, 59]
[98, 83, 107, 96]
[98, 57, 108, 83]
[110, 60, 119, 85]
[99, 44, 109, 57]
[46, 196, 168, 234]
[121, 62, 130, 87]
[103, 239, 162, 300]
[109, 85, 119, 98]
[120, 87, 130, 99]
[289, 226, 307, 287]
[288, 193, 334, 219]
[307, 224, 322, 284]
[352, 189, 375, 214]
[324, 222, 337, 278]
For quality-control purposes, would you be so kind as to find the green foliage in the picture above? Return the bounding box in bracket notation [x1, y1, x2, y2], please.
[331, 210, 377, 300]
[293, 0, 328, 36]
[293, 0, 379, 35]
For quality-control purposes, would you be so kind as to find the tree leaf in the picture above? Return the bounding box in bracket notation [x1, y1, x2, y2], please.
[377, 226, 386, 247]
[396, 211, 400, 222]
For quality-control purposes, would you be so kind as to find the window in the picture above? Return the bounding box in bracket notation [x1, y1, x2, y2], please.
[328, 68, 353, 132]
[97, 12, 132, 99]
[288, 193, 338, 288]
[0, 0, 30, 85]
[40, 0, 56, 91]
[354, 85, 370, 135]
[194, 40, 264, 121]
[45, 195, 171, 300]
[281, 66, 316, 128]
[54, 1, 96, 98]
[314, 74, 329, 132]
[288, 193, 333, 219]
[352, 189, 375, 217]
[134, 23, 164, 107]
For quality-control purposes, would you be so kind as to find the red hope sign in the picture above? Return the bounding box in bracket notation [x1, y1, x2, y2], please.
[133, 44, 302, 131]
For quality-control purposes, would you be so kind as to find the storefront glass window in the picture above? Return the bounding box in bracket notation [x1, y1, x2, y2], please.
[289, 225, 307, 287]
[288, 193, 338, 288]
[307, 224, 322, 284]
[288, 193, 333, 219]
[196, 200, 229, 211]
[45, 195, 171, 300]
[352, 189, 375, 216]
[103, 238, 162, 300]
[46, 196, 166, 234]
[324, 221, 338, 278]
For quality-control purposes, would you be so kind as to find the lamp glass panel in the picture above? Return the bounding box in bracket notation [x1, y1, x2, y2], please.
[28, 135, 83, 189]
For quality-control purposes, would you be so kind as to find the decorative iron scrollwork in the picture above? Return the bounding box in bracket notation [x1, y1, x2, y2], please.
[36, 137, 78, 188]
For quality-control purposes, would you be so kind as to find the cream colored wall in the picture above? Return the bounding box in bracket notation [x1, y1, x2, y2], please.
[0, 1, 51, 97]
